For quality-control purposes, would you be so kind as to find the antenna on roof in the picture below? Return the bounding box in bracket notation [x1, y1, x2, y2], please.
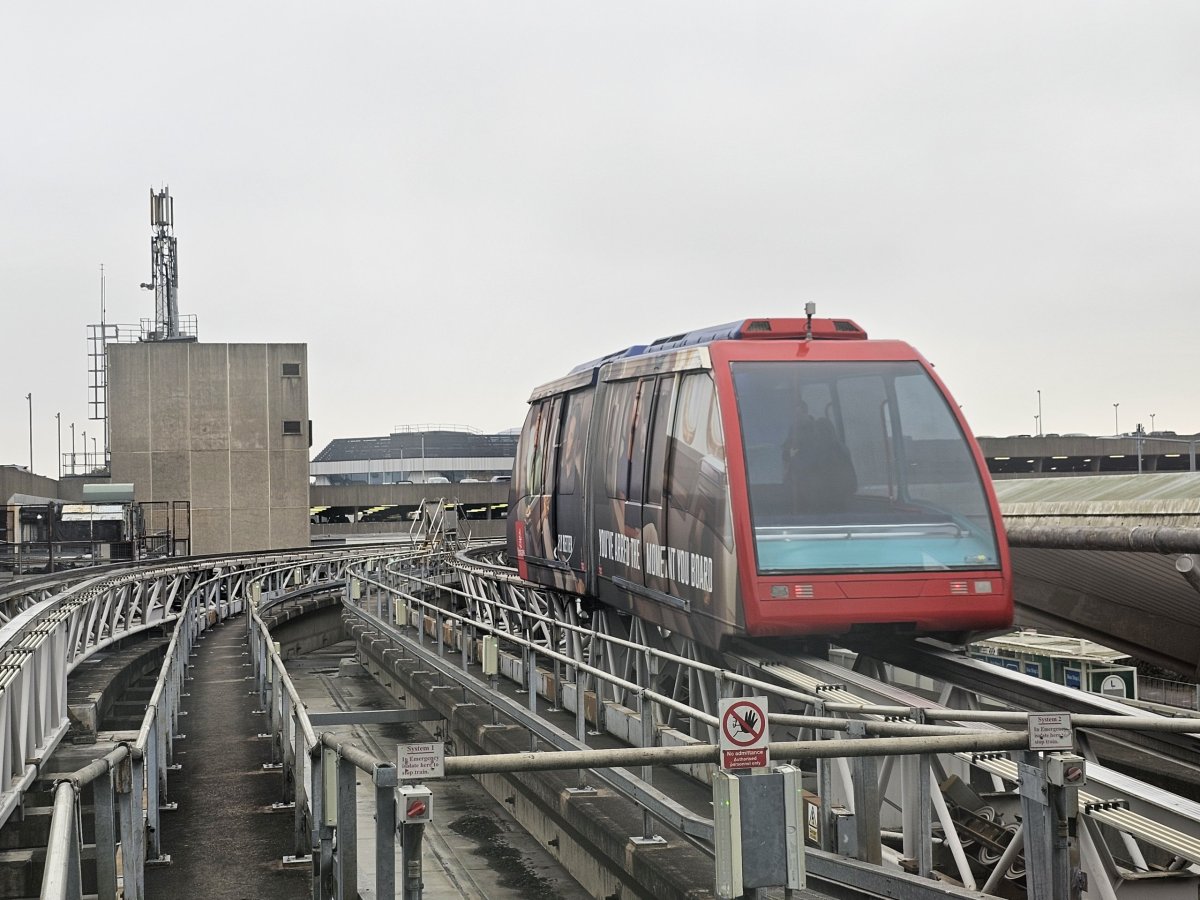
[138, 187, 196, 341]
[804, 301, 816, 342]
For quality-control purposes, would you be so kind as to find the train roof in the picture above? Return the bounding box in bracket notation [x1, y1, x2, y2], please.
[529, 316, 869, 402]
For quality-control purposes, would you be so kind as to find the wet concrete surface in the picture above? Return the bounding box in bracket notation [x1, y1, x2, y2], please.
[145, 616, 308, 899]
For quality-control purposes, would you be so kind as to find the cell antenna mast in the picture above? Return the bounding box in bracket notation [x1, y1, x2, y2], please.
[139, 187, 182, 340]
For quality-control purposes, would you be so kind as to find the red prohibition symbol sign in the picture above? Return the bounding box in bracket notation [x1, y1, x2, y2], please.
[722, 700, 766, 747]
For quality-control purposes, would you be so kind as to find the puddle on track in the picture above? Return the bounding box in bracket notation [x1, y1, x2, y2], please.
[449, 814, 567, 900]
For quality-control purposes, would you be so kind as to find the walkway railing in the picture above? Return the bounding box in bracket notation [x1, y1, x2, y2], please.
[248, 577, 402, 900]
[27, 546, 406, 899]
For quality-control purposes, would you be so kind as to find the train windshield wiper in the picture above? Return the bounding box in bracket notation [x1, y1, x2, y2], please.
[756, 522, 966, 541]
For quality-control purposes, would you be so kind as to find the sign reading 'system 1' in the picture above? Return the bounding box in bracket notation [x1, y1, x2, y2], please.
[398, 742, 445, 779]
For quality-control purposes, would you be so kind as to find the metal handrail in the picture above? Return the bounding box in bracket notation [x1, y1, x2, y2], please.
[247, 586, 401, 900]
[34, 545, 403, 900]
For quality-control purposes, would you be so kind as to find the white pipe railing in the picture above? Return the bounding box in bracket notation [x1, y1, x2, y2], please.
[33, 546, 403, 899]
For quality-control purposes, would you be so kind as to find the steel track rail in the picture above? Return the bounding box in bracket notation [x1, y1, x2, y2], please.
[858, 638, 1200, 779]
[726, 643, 1200, 866]
[345, 603, 717, 846]
[346, 591, 1001, 900]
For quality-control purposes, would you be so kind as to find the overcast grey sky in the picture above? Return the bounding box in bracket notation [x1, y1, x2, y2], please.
[3, 3, 1199, 475]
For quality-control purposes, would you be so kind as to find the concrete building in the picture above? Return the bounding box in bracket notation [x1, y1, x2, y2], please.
[311, 426, 518, 485]
[108, 341, 310, 554]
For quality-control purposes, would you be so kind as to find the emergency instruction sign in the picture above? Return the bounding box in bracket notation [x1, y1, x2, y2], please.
[399, 742, 445, 779]
[1027, 713, 1073, 751]
[719, 696, 770, 770]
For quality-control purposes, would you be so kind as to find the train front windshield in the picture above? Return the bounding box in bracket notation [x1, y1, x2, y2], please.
[731, 361, 1000, 574]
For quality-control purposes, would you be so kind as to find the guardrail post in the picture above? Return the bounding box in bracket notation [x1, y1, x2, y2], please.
[813, 700, 836, 853]
[1017, 750, 1084, 899]
[259, 637, 271, 713]
[116, 751, 141, 900]
[95, 764, 119, 900]
[165, 663, 179, 775]
[528, 647, 539, 752]
[132, 749, 147, 897]
[313, 746, 333, 900]
[900, 753, 933, 878]
[281, 688, 295, 798]
[269, 652, 282, 762]
[849, 724, 882, 866]
[375, 764, 398, 900]
[638, 688, 659, 842]
[294, 725, 310, 857]
[336, 753, 358, 900]
[145, 712, 162, 861]
[549, 623, 562, 711]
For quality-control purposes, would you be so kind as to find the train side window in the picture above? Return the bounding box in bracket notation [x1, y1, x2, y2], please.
[543, 396, 563, 497]
[513, 405, 536, 497]
[526, 403, 547, 495]
[627, 379, 654, 503]
[603, 381, 638, 499]
[667, 373, 731, 548]
[645, 376, 676, 505]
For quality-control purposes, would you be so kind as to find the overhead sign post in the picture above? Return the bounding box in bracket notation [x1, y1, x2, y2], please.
[719, 696, 770, 771]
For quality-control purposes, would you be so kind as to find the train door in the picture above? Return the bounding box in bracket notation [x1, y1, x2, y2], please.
[663, 371, 737, 640]
[535, 395, 564, 562]
[591, 377, 643, 597]
[512, 396, 561, 571]
[622, 377, 655, 585]
[552, 389, 593, 591]
[641, 375, 677, 596]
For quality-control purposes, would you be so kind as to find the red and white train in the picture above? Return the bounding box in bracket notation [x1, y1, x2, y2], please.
[508, 315, 1012, 649]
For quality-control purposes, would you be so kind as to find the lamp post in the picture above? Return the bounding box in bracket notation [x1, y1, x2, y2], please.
[70, 423, 76, 475]
[1034, 415, 1040, 436]
[1037, 390, 1043, 436]
[1150, 413, 1156, 433]
[55, 412, 61, 479]
[1113, 403, 1120, 436]
[81, 430, 87, 471]
[26, 393, 32, 471]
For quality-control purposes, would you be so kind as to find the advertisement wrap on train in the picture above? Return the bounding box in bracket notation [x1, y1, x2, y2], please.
[507, 313, 1013, 651]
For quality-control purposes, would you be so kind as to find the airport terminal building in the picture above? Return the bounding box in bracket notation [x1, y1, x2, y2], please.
[310, 425, 519, 486]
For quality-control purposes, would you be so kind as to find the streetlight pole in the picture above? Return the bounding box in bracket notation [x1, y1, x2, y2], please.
[1037, 390, 1043, 437]
[81, 430, 87, 471]
[1151, 413, 1156, 433]
[1113, 403, 1120, 436]
[56, 413, 61, 479]
[26, 393, 32, 471]
[70, 423, 76, 475]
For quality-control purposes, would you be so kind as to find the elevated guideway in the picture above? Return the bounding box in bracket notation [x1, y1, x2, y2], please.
[8, 531, 1200, 899]
[997, 472, 1200, 676]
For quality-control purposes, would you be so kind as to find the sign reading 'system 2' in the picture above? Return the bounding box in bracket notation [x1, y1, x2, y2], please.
[1027, 713, 1073, 751]
[719, 696, 770, 771]
[398, 742, 445, 779]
